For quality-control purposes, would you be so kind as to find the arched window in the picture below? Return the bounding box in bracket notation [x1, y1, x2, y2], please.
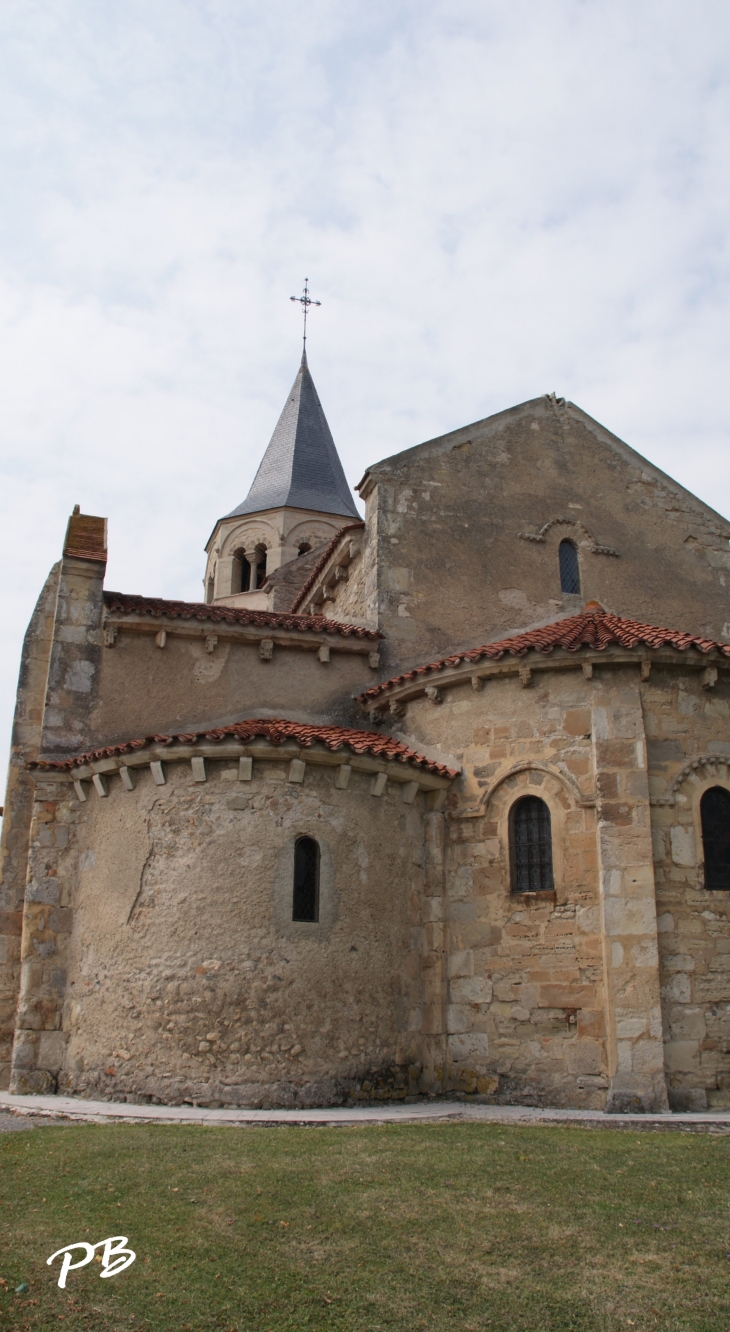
[234, 550, 251, 593]
[254, 544, 267, 590]
[559, 539, 581, 595]
[700, 787, 730, 890]
[205, 575, 215, 605]
[293, 836, 320, 921]
[510, 796, 554, 893]
[297, 542, 311, 557]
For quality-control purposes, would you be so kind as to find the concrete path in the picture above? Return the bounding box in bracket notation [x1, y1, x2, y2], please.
[2, 1089, 730, 1130]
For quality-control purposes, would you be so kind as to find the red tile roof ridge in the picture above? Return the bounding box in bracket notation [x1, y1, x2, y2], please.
[30, 718, 458, 780]
[357, 607, 730, 702]
[289, 521, 365, 613]
[103, 588, 381, 639]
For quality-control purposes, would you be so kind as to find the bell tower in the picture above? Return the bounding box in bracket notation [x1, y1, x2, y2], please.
[204, 352, 360, 608]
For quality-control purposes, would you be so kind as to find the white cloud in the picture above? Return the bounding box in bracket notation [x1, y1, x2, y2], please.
[1, 0, 730, 778]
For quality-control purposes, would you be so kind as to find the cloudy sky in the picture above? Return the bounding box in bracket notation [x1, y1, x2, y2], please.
[1, 0, 729, 778]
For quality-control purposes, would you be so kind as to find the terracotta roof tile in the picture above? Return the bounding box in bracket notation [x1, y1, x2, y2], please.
[103, 590, 381, 640]
[289, 522, 365, 613]
[357, 607, 730, 702]
[31, 718, 458, 780]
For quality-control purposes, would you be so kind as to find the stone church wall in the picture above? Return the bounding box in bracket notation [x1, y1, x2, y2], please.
[643, 670, 730, 1110]
[397, 668, 609, 1108]
[358, 395, 730, 670]
[0, 566, 60, 1089]
[13, 760, 425, 1107]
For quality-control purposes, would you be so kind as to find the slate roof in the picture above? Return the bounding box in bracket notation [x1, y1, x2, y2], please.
[103, 591, 382, 640]
[225, 354, 360, 521]
[357, 606, 730, 702]
[289, 521, 365, 612]
[31, 718, 458, 779]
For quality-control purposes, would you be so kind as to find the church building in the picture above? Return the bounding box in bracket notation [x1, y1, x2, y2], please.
[2, 353, 730, 1113]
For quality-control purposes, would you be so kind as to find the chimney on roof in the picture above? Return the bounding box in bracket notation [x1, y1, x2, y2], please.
[63, 508, 108, 566]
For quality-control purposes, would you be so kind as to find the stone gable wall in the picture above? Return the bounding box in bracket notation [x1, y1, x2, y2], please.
[361, 397, 730, 669]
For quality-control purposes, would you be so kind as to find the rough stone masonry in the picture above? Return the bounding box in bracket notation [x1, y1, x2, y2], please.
[2, 365, 730, 1112]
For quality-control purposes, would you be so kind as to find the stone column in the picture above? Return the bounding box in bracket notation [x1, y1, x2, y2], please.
[593, 684, 668, 1112]
[10, 775, 77, 1094]
[420, 811, 448, 1092]
[214, 556, 238, 598]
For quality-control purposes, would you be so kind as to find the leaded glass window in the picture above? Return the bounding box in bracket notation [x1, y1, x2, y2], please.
[510, 795, 554, 893]
[293, 836, 320, 921]
[700, 787, 730, 891]
[559, 539, 581, 595]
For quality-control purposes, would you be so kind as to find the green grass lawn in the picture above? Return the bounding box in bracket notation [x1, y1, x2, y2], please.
[1, 1120, 729, 1331]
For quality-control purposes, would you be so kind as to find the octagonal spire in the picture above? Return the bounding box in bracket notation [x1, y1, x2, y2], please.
[226, 354, 359, 520]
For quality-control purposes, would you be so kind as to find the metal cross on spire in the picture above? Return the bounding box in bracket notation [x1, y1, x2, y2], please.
[290, 278, 321, 355]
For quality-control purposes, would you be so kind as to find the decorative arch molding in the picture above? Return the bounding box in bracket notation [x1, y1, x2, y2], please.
[518, 517, 619, 558]
[464, 760, 596, 817]
[220, 522, 277, 557]
[284, 518, 340, 548]
[652, 754, 730, 806]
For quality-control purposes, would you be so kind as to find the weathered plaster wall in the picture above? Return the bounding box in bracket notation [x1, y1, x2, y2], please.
[644, 670, 730, 1110]
[13, 762, 426, 1107]
[87, 631, 375, 749]
[359, 395, 730, 670]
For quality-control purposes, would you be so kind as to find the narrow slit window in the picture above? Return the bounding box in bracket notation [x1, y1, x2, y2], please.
[700, 787, 730, 890]
[293, 836, 320, 921]
[254, 544, 267, 589]
[559, 539, 581, 595]
[510, 795, 554, 893]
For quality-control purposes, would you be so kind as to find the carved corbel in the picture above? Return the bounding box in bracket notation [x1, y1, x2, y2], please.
[425, 685, 443, 704]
